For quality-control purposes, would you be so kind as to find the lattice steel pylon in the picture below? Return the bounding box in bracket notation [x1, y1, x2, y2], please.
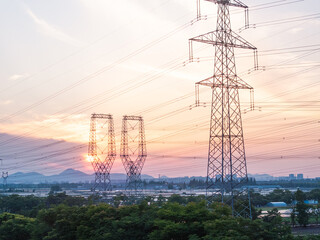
[2, 172, 8, 191]
[88, 114, 116, 192]
[120, 116, 146, 195]
[189, 0, 258, 218]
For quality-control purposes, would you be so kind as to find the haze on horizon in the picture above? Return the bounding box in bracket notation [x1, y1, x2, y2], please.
[0, 0, 319, 178]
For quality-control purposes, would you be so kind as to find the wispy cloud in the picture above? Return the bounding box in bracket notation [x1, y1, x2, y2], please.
[289, 27, 303, 34]
[0, 113, 88, 143]
[26, 8, 83, 47]
[9, 74, 29, 81]
[0, 100, 13, 105]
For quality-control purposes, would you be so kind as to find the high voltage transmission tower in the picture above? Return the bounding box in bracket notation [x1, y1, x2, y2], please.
[2, 172, 8, 191]
[120, 116, 147, 196]
[189, 0, 258, 218]
[88, 114, 116, 192]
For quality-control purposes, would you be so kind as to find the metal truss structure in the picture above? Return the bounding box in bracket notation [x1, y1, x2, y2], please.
[88, 114, 116, 192]
[189, 0, 258, 218]
[120, 116, 146, 195]
[2, 172, 8, 190]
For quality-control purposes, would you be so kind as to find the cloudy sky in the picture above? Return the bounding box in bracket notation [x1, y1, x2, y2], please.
[0, 0, 319, 178]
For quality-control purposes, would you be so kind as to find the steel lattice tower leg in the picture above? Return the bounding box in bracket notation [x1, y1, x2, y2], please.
[88, 114, 116, 192]
[120, 116, 147, 196]
[189, 0, 258, 218]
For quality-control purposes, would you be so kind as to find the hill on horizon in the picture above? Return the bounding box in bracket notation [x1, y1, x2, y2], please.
[7, 168, 154, 184]
[5, 168, 275, 184]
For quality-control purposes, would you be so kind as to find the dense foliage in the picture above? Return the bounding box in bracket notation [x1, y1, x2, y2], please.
[0, 193, 294, 240]
[0, 190, 320, 239]
[0, 200, 294, 240]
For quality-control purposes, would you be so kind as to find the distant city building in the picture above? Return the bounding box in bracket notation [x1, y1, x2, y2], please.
[297, 174, 304, 179]
[289, 174, 295, 180]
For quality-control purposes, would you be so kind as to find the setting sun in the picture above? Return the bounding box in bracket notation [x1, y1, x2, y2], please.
[86, 155, 95, 163]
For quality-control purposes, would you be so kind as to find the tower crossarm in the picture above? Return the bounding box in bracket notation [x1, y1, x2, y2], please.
[204, 0, 248, 8]
[189, 30, 256, 50]
[91, 113, 113, 119]
[123, 115, 143, 121]
[196, 74, 253, 90]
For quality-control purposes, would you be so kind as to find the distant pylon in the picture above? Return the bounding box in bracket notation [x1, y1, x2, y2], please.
[120, 116, 147, 195]
[189, 0, 258, 218]
[88, 114, 116, 192]
[2, 172, 8, 191]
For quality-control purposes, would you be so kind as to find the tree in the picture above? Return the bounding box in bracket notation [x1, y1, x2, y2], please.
[291, 206, 296, 227]
[295, 189, 309, 227]
[157, 194, 166, 206]
[0, 195, 44, 217]
[314, 204, 320, 225]
[168, 194, 186, 204]
[50, 185, 62, 193]
[307, 189, 320, 202]
[250, 191, 268, 207]
[149, 201, 213, 240]
[263, 208, 280, 223]
[0, 213, 34, 240]
[267, 189, 294, 204]
[46, 192, 87, 207]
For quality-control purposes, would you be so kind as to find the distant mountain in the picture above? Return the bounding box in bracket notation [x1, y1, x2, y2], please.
[7, 169, 154, 184]
[160, 175, 169, 179]
[7, 169, 274, 184]
[10, 172, 47, 184]
[141, 174, 154, 180]
[46, 169, 93, 183]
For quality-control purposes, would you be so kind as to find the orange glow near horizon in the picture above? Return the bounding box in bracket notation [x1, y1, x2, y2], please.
[86, 155, 94, 163]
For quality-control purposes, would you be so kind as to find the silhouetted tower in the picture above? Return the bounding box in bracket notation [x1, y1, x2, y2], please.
[189, 0, 258, 218]
[120, 116, 146, 195]
[88, 114, 116, 191]
[2, 172, 8, 191]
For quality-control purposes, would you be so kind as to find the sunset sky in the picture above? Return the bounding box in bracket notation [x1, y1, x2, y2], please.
[0, 0, 319, 178]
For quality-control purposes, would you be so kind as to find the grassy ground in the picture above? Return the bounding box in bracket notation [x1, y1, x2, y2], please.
[258, 206, 291, 211]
